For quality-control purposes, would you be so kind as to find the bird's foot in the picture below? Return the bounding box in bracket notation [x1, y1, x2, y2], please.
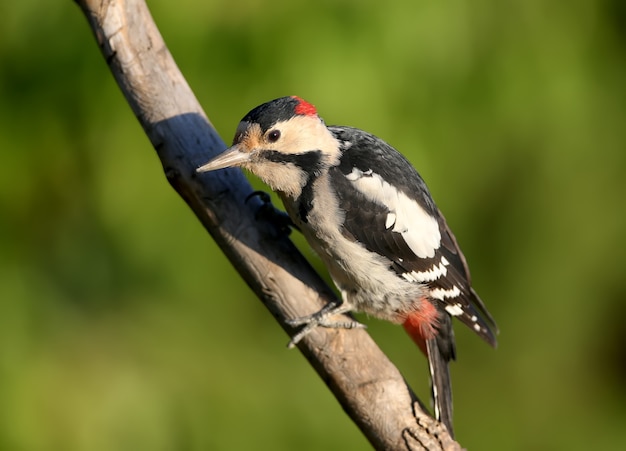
[286, 301, 365, 348]
[245, 190, 298, 236]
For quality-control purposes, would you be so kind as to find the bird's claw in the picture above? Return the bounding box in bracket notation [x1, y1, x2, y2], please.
[286, 301, 365, 348]
[245, 190, 298, 236]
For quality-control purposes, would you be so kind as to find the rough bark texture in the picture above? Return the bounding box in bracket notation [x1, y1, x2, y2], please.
[75, 1, 462, 449]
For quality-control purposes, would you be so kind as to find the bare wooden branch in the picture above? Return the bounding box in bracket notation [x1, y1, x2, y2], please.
[75, 1, 462, 449]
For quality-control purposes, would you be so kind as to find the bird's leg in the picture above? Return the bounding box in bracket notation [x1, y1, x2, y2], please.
[245, 190, 299, 235]
[245, 191, 363, 346]
[286, 300, 365, 348]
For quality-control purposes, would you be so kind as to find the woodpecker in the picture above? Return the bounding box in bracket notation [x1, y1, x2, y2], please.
[197, 96, 497, 436]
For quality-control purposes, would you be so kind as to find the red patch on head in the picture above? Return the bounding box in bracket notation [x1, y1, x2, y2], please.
[402, 299, 439, 356]
[292, 96, 317, 116]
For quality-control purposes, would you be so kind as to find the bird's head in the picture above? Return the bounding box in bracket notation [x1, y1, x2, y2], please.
[197, 96, 340, 197]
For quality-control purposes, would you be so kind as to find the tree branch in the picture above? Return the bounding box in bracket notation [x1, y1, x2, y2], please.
[75, 1, 461, 449]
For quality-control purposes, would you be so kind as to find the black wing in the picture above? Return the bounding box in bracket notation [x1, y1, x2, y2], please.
[329, 126, 497, 346]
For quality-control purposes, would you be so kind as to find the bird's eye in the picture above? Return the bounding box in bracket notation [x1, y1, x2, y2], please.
[267, 129, 281, 143]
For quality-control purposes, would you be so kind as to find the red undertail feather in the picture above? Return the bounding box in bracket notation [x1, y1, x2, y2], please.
[402, 298, 439, 356]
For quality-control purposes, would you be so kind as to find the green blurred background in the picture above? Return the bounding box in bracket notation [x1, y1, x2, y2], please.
[1, 0, 625, 449]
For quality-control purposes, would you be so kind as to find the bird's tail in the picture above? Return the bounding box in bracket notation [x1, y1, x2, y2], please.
[426, 337, 454, 437]
[403, 313, 456, 437]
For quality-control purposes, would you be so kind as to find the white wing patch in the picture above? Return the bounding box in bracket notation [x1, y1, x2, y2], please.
[345, 168, 441, 258]
[385, 213, 396, 230]
[444, 303, 464, 316]
[401, 260, 449, 283]
[430, 286, 461, 301]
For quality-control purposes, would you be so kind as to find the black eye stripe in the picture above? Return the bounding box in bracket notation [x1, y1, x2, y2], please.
[267, 129, 281, 142]
[260, 150, 322, 173]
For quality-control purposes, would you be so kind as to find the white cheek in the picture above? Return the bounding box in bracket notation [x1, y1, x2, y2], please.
[277, 116, 341, 164]
[249, 162, 306, 197]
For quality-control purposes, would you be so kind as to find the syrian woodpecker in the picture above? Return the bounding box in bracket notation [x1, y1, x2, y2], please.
[197, 96, 497, 436]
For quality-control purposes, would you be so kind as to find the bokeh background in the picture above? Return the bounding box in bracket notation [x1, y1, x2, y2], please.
[2, 0, 625, 449]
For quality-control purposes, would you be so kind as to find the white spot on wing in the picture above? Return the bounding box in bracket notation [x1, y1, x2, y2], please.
[445, 303, 464, 316]
[385, 213, 396, 229]
[430, 286, 461, 300]
[408, 261, 449, 283]
[345, 171, 441, 258]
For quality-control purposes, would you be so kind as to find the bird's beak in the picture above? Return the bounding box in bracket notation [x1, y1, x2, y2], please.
[196, 145, 250, 173]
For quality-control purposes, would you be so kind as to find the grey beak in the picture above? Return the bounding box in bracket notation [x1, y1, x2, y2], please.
[196, 145, 250, 172]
